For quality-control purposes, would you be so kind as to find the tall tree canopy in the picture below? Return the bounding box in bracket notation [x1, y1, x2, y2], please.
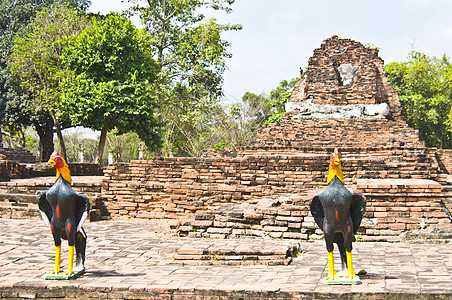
[385, 51, 452, 148]
[0, 0, 90, 160]
[60, 14, 162, 163]
[128, 0, 242, 156]
[208, 77, 299, 150]
[7, 2, 90, 161]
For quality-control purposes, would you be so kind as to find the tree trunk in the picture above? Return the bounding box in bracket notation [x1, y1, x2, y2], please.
[18, 127, 26, 148]
[34, 116, 54, 162]
[96, 124, 109, 164]
[49, 111, 67, 162]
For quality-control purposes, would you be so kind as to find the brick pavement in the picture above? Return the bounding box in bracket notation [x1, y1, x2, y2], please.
[0, 219, 451, 299]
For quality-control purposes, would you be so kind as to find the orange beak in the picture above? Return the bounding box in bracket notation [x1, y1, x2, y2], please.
[333, 157, 340, 166]
[48, 158, 56, 167]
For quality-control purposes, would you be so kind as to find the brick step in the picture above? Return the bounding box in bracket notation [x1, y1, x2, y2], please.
[442, 185, 452, 192]
[173, 240, 300, 266]
[0, 148, 36, 163]
[0, 193, 38, 204]
[0, 184, 101, 195]
[0, 202, 40, 219]
[0, 195, 108, 222]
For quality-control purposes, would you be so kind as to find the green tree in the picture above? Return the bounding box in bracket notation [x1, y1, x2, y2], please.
[3, 1, 90, 161]
[106, 132, 148, 163]
[209, 77, 299, 149]
[8, 3, 89, 161]
[128, 0, 241, 156]
[265, 77, 299, 125]
[60, 14, 162, 163]
[385, 51, 452, 148]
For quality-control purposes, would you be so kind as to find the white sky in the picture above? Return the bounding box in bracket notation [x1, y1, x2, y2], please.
[88, 0, 452, 102]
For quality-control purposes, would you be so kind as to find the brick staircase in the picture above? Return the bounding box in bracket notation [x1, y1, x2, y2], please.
[0, 176, 106, 221]
[176, 179, 452, 241]
[173, 239, 300, 266]
[0, 148, 36, 163]
[255, 118, 424, 149]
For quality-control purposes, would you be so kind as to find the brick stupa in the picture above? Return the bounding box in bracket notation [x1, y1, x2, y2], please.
[100, 36, 452, 243]
[253, 35, 424, 156]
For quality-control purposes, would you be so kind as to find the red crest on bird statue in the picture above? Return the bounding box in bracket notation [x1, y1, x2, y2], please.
[48, 152, 72, 185]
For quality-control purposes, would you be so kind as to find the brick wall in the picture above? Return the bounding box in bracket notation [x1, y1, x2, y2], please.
[0, 160, 32, 181]
[102, 154, 438, 220]
[0, 162, 103, 180]
[435, 149, 452, 174]
[102, 156, 329, 220]
[30, 163, 103, 177]
[354, 179, 452, 240]
[0, 161, 9, 181]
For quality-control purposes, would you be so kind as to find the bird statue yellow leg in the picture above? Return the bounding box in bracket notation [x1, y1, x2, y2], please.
[51, 245, 62, 274]
[65, 246, 75, 275]
[345, 251, 358, 279]
[326, 251, 338, 280]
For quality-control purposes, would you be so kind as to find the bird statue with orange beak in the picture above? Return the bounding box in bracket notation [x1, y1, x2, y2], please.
[37, 152, 90, 279]
[310, 148, 366, 284]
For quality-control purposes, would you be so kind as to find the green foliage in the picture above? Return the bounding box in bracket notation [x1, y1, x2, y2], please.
[207, 77, 299, 149]
[213, 140, 231, 150]
[54, 130, 98, 163]
[60, 14, 162, 160]
[6, 2, 90, 160]
[9, 3, 89, 109]
[385, 51, 452, 148]
[0, 0, 91, 124]
[0, 0, 89, 65]
[129, 0, 241, 156]
[106, 132, 150, 163]
[265, 78, 299, 126]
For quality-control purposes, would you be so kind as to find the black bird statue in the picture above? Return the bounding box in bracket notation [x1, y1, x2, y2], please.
[38, 152, 90, 279]
[309, 148, 366, 284]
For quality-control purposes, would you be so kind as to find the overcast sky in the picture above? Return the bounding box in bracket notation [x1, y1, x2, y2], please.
[88, 0, 452, 102]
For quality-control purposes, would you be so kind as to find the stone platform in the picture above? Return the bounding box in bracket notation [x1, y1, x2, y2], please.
[0, 218, 451, 299]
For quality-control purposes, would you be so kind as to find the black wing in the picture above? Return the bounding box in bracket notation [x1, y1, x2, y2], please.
[350, 193, 366, 234]
[309, 195, 324, 230]
[75, 194, 90, 231]
[37, 191, 52, 226]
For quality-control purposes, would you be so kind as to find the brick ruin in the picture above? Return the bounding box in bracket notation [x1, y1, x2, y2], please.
[290, 35, 403, 116]
[99, 35, 452, 241]
[1, 35, 451, 242]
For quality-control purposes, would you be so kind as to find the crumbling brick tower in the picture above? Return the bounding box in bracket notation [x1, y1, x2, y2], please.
[252, 35, 431, 171]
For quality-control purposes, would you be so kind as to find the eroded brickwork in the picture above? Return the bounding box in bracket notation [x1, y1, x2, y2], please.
[290, 35, 402, 118]
[102, 154, 438, 220]
[255, 118, 423, 149]
[177, 179, 452, 241]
